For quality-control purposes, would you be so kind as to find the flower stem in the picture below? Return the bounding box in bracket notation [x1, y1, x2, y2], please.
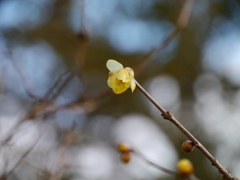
[135, 80, 238, 180]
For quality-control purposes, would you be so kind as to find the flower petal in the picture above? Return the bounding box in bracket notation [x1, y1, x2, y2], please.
[113, 86, 128, 94]
[106, 59, 123, 73]
[116, 69, 130, 82]
[125, 67, 134, 78]
[130, 79, 136, 92]
[107, 77, 113, 88]
[112, 79, 129, 94]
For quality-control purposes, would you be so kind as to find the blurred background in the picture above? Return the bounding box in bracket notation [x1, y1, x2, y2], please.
[0, 0, 240, 179]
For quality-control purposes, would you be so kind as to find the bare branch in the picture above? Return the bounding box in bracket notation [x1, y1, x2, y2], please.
[133, 149, 178, 176]
[134, 0, 195, 76]
[74, 0, 89, 75]
[177, 0, 195, 29]
[42, 70, 75, 102]
[6, 137, 39, 177]
[49, 131, 81, 180]
[6, 47, 39, 100]
[135, 80, 239, 180]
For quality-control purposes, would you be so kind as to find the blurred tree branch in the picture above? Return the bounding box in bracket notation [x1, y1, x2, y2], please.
[6, 47, 40, 100]
[134, 0, 194, 76]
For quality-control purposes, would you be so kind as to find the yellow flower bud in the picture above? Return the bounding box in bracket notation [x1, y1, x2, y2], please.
[117, 143, 132, 153]
[106, 60, 136, 94]
[121, 153, 131, 163]
[181, 140, 195, 153]
[177, 159, 194, 175]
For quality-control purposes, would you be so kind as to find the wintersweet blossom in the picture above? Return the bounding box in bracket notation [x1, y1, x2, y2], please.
[106, 59, 136, 94]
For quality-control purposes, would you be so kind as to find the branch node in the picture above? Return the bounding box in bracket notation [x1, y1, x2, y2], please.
[76, 31, 89, 41]
[212, 158, 218, 166]
[194, 142, 201, 147]
[162, 111, 174, 120]
[167, 111, 174, 118]
[161, 112, 168, 120]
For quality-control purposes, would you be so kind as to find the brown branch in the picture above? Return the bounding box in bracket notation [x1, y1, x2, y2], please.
[177, 0, 195, 29]
[74, 0, 89, 75]
[0, 70, 75, 148]
[0, 0, 89, 159]
[134, 0, 194, 76]
[134, 80, 239, 180]
[42, 70, 75, 102]
[79, 0, 88, 38]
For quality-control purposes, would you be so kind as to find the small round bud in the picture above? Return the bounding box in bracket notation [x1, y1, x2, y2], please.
[181, 140, 195, 153]
[117, 143, 132, 153]
[177, 159, 194, 175]
[121, 153, 131, 163]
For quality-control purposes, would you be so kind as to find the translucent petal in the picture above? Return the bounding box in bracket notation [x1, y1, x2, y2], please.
[106, 59, 123, 73]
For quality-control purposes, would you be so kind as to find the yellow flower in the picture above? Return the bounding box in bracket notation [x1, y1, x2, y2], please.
[106, 59, 136, 94]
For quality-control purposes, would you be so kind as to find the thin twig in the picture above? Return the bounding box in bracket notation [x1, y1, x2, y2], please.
[49, 131, 78, 180]
[48, 147, 67, 180]
[133, 150, 199, 180]
[0, 121, 24, 147]
[23, 160, 50, 178]
[50, 71, 75, 102]
[80, 0, 88, 38]
[177, 0, 195, 29]
[6, 47, 39, 100]
[134, 0, 194, 76]
[134, 80, 238, 180]
[6, 137, 39, 177]
[74, 0, 89, 76]
[0, 70, 74, 148]
[42, 70, 75, 102]
[133, 150, 178, 176]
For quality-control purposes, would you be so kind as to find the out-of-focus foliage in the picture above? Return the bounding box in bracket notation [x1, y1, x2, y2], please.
[0, 0, 240, 180]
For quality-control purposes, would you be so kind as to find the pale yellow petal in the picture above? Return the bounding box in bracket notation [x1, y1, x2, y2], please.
[125, 67, 134, 78]
[113, 86, 128, 94]
[112, 80, 128, 94]
[116, 69, 130, 82]
[107, 77, 113, 88]
[106, 59, 123, 73]
[130, 79, 136, 92]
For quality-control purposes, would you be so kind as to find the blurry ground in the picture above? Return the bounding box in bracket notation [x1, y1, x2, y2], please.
[0, 0, 240, 180]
